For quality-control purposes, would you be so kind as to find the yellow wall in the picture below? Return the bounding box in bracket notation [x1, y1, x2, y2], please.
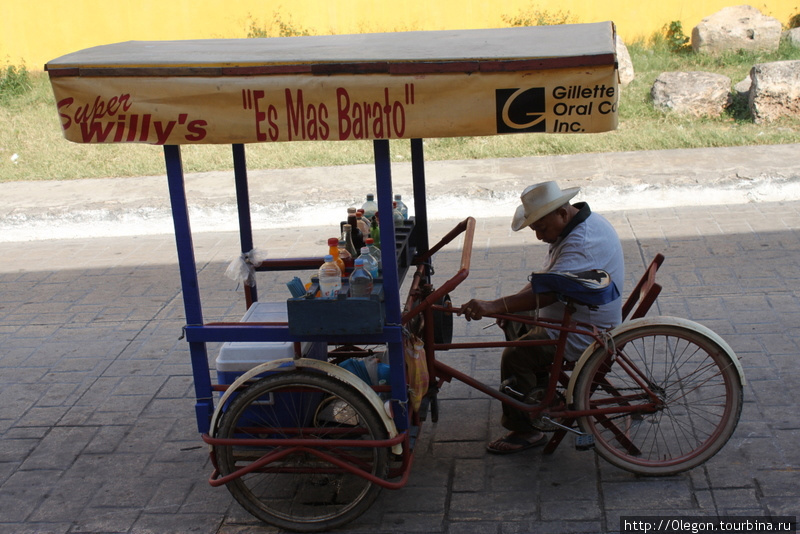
[3, 1, 797, 70]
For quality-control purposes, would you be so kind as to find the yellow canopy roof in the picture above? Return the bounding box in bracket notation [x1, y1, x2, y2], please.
[46, 23, 619, 144]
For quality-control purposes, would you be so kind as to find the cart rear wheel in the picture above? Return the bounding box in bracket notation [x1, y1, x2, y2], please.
[573, 324, 742, 476]
[215, 371, 388, 532]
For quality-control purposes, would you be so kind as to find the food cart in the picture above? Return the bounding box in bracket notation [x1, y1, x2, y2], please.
[45, 22, 743, 533]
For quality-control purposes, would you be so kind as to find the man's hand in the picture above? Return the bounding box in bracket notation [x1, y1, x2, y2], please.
[460, 299, 498, 321]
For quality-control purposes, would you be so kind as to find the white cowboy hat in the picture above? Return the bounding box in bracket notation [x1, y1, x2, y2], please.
[511, 181, 580, 232]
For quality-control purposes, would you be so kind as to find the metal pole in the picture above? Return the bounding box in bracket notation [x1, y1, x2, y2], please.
[373, 139, 409, 432]
[164, 145, 213, 433]
[232, 144, 258, 307]
[410, 138, 429, 254]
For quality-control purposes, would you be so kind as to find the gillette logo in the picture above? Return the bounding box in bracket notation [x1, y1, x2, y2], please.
[495, 87, 546, 133]
[497, 84, 618, 134]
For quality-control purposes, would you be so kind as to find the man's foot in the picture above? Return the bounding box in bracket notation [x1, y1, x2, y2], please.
[486, 430, 547, 455]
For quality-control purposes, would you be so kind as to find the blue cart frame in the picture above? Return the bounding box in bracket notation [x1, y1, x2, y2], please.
[166, 139, 430, 435]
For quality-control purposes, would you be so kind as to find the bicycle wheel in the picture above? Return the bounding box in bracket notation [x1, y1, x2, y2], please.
[215, 371, 388, 532]
[573, 323, 742, 476]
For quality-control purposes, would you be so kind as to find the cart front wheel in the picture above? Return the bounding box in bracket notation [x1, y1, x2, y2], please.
[215, 371, 388, 532]
[573, 324, 742, 476]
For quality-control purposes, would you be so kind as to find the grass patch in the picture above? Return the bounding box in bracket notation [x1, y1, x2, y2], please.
[1, 38, 799, 183]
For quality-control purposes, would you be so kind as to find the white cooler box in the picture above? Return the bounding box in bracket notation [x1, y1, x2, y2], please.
[216, 301, 327, 385]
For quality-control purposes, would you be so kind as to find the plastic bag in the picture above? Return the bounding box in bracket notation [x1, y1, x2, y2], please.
[404, 332, 429, 413]
[225, 248, 265, 287]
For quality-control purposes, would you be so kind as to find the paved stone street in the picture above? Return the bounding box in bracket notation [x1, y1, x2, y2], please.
[1, 203, 799, 533]
[1, 146, 799, 533]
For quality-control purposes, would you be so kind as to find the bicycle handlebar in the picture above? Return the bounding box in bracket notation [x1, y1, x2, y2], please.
[402, 217, 475, 324]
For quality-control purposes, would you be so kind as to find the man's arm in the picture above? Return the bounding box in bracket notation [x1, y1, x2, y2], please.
[461, 288, 558, 321]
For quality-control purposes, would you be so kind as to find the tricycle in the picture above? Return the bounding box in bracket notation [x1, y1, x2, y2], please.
[44, 22, 744, 532]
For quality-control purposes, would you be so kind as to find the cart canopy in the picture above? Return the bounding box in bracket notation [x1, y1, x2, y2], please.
[45, 22, 619, 145]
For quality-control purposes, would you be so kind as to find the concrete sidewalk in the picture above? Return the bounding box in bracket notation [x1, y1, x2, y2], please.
[1, 143, 799, 242]
[1, 146, 799, 533]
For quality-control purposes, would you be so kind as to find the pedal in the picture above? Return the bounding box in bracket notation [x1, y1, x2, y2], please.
[499, 379, 527, 402]
[575, 434, 595, 451]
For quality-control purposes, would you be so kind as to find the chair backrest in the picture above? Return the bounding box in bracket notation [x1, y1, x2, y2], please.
[621, 253, 664, 321]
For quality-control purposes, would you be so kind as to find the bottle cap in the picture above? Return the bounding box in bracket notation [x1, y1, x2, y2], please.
[366, 194, 374, 200]
[394, 194, 402, 200]
[347, 207, 357, 215]
[327, 237, 338, 246]
[324, 255, 334, 262]
[365, 238, 374, 244]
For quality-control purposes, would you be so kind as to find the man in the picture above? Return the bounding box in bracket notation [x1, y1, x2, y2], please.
[461, 181, 624, 454]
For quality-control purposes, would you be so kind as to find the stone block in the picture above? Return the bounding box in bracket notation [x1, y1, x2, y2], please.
[692, 5, 782, 54]
[749, 60, 800, 123]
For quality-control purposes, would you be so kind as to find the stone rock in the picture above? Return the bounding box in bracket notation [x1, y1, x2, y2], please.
[749, 60, 800, 123]
[732, 75, 752, 111]
[734, 76, 752, 95]
[692, 5, 782, 54]
[651, 71, 732, 117]
[616, 35, 635, 87]
[782, 28, 800, 48]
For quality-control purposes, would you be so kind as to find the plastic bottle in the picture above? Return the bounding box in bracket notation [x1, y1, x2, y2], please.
[318, 255, 342, 299]
[361, 194, 378, 221]
[337, 239, 354, 269]
[364, 237, 382, 268]
[392, 201, 404, 229]
[359, 246, 380, 279]
[342, 223, 358, 259]
[349, 258, 373, 298]
[356, 211, 371, 237]
[394, 194, 409, 220]
[377, 362, 390, 399]
[327, 237, 345, 275]
[377, 363, 390, 386]
[370, 213, 381, 247]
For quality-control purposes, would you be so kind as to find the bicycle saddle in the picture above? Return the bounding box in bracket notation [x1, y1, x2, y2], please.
[528, 269, 620, 307]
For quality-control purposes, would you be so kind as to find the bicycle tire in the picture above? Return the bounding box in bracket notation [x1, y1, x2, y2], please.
[215, 371, 388, 532]
[573, 323, 742, 476]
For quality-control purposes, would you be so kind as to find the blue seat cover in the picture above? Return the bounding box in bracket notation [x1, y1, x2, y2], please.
[528, 270, 620, 306]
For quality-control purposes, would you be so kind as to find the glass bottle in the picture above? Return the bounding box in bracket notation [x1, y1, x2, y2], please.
[341, 224, 358, 259]
[347, 209, 365, 251]
[337, 238, 354, 269]
[370, 212, 381, 247]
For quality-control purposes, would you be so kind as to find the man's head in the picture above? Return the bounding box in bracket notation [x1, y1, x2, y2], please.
[511, 181, 580, 242]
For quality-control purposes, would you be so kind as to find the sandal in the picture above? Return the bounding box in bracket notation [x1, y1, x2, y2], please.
[486, 431, 547, 455]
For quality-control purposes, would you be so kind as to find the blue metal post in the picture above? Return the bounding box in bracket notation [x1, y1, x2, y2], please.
[233, 144, 258, 305]
[373, 139, 409, 431]
[163, 145, 213, 433]
[410, 138, 429, 254]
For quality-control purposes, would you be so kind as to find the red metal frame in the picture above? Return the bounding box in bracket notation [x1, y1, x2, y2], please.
[204, 218, 667, 489]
